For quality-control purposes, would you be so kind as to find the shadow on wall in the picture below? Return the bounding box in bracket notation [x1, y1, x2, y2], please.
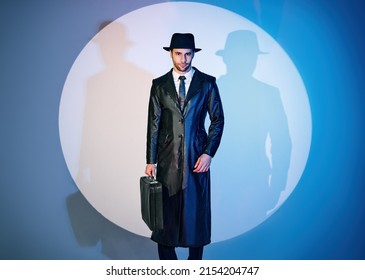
[212, 29, 292, 235]
[76, 20, 152, 198]
[67, 20, 156, 259]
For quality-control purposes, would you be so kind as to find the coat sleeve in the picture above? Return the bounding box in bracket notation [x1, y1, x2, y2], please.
[204, 79, 224, 157]
[146, 82, 161, 164]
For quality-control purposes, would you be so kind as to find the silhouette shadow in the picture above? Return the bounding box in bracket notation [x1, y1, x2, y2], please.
[67, 21, 156, 259]
[212, 30, 292, 235]
[76, 20, 152, 192]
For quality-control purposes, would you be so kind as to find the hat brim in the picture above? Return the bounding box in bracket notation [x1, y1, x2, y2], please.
[163, 47, 202, 52]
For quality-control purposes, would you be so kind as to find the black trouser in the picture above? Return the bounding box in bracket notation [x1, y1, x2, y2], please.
[158, 244, 204, 260]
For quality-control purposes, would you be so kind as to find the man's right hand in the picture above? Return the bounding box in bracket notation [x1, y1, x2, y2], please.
[145, 164, 156, 177]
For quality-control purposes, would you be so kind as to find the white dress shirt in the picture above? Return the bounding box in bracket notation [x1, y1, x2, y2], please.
[172, 68, 195, 96]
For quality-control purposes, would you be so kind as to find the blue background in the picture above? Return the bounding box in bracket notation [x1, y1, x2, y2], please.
[1, 0, 364, 259]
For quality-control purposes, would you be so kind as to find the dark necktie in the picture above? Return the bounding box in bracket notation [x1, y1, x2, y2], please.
[178, 76, 186, 110]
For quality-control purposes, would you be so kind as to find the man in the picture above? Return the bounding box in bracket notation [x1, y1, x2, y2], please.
[145, 33, 224, 260]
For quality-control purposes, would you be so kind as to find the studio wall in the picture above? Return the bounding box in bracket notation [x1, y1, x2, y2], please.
[1, 0, 364, 259]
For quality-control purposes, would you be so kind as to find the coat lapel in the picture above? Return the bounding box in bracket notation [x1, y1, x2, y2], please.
[185, 68, 203, 105]
[162, 70, 180, 108]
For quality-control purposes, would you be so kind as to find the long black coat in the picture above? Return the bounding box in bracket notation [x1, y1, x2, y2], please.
[146, 67, 224, 247]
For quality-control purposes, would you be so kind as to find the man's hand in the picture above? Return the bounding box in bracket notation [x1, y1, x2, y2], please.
[145, 164, 156, 177]
[193, 154, 212, 173]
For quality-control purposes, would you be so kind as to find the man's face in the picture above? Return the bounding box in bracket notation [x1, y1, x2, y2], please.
[170, 48, 194, 74]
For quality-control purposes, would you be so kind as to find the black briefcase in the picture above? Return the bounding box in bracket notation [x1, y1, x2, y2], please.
[140, 176, 163, 231]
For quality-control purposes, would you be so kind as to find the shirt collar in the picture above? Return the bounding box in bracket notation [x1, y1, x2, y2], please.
[172, 67, 195, 82]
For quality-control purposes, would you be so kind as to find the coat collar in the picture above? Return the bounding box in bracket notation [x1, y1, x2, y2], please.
[164, 70, 179, 102]
[161, 67, 204, 114]
[185, 67, 203, 103]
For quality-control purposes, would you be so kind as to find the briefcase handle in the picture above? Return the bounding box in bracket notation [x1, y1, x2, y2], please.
[146, 176, 159, 184]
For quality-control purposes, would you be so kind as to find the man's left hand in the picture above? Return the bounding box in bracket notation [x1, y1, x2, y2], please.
[193, 154, 212, 173]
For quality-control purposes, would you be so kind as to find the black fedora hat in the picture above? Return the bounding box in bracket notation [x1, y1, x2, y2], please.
[163, 33, 201, 52]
